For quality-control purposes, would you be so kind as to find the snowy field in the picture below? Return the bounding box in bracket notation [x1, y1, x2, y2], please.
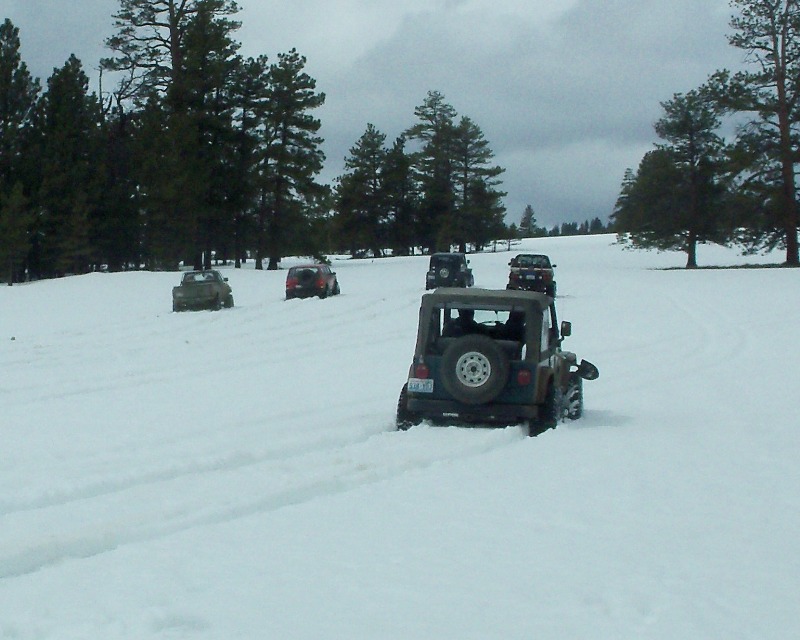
[1, 234, 798, 639]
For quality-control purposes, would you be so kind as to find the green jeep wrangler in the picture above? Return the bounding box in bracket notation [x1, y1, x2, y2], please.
[396, 288, 599, 436]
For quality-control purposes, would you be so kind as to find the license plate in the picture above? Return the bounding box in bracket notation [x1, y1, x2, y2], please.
[408, 378, 434, 393]
[525, 274, 539, 280]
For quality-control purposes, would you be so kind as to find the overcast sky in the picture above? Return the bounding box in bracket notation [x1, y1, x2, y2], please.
[6, 0, 745, 227]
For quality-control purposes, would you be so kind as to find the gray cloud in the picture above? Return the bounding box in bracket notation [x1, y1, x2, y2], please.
[6, 0, 744, 226]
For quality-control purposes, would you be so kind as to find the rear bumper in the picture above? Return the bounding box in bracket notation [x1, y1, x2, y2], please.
[173, 299, 215, 310]
[286, 288, 322, 299]
[507, 280, 545, 292]
[407, 396, 538, 423]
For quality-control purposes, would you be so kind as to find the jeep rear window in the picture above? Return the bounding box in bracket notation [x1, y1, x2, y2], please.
[428, 305, 525, 338]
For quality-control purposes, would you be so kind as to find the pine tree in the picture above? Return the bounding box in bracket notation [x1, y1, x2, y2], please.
[103, 0, 240, 109]
[451, 115, 506, 251]
[405, 91, 457, 253]
[334, 124, 389, 258]
[384, 136, 419, 256]
[0, 182, 31, 283]
[228, 54, 269, 267]
[589, 217, 605, 234]
[0, 19, 39, 282]
[0, 19, 40, 194]
[34, 55, 103, 276]
[181, 1, 242, 268]
[93, 107, 141, 271]
[519, 204, 536, 237]
[255, 49, 325, 270]
[105, 0, 242, 269]
[613, 90, 726, 268]
[709, 0, 800, 265]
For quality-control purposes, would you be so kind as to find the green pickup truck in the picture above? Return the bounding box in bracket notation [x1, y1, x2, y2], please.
[172, 270, 234, 312]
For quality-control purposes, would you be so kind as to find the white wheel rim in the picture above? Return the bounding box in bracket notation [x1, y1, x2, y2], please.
[455, 351, 491, 387]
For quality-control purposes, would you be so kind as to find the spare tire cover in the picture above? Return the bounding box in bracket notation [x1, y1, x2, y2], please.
[298, 269, 316, 286]
[440, 334, 510, 404]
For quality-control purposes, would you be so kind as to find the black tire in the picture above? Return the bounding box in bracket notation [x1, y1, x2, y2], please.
[319, 286, 328, 299]
[546, 283, 557, 297]
[333, 281, 340, 295]
[565, 372, 583, 420]
[528, 381, 561, 436]
[440, 334, 510, 405]
[224, 294, 234, 308]
[212, 295, 222, 311]
[396, 384, 422, 431]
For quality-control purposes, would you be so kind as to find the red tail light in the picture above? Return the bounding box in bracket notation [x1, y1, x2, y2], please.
[517, 369, 532, 386]
[414, 363, 430, 379]
[317, 278, 325, 288]
[286, 277, 298, 289]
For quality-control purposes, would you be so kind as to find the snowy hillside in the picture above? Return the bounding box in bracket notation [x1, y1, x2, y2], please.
[1, 235, 798, 639]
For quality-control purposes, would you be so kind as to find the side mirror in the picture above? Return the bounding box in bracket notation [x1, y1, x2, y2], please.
[224, 277, 229, 282]
[552, 264, 557, 268]
[560, 321, 572, 337]
[577, 359, 599, 380]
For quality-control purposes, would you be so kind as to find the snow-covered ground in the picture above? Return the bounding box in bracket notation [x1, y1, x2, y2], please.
[1, 235, 797, 639]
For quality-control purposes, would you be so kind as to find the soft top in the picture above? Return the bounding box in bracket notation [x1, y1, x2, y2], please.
[421, 287, 551, 309]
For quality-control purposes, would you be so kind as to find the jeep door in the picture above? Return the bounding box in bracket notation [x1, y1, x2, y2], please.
[537, 304, 569, 397]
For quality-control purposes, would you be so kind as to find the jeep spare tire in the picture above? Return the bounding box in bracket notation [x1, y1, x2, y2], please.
[441, 334, 510, 404]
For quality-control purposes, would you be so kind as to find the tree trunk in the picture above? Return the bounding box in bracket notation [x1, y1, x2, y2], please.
[775, 57, 799, 266]
[685, 229, 698, 268]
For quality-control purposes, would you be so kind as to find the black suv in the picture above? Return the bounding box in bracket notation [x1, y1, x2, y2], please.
[506, 253, 556, 297]
[425, 252, 474, 289]
[396, 288, 598, 436]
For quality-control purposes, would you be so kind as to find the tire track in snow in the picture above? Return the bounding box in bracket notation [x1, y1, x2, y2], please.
[0, 419, 380, 516]
[589, 273, 755, 403]
[0, 426, 522, 579]
[2, 288, 418, 406]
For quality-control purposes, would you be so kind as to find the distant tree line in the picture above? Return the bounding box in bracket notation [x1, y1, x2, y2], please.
[514, 203, 608, 239]
[612, 0, 800, 268]
[0, 1, 512, 284]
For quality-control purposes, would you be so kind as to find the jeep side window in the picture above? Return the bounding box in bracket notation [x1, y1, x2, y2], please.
[550, 305, 560, 344]
[425, 308, 442, 353]
[541, 308, 559, 353]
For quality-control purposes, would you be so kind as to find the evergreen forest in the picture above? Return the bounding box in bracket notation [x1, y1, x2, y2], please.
[1, 0, 552, 284]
